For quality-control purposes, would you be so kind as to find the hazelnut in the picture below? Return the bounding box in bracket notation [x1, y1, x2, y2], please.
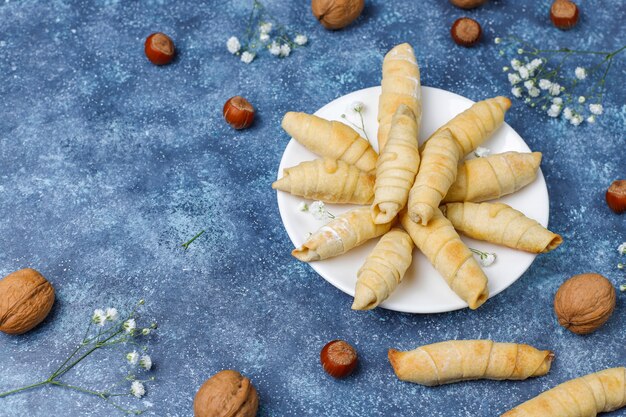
[550, 0, 579, 30]
[320, 339, 358, 378]
[311, 0, 364, 30]
[554, 273, 615, 335]
[449, 0, 488, 9]
[145, 32, 175, 65]
[193, 370, 259, 417]
[606, 180, 626, 214]
[223, 96, 255, 130]
[451, 17, 482, 47]
[0, 268, 55, 335]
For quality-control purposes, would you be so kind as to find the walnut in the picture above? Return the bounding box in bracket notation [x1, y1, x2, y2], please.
[554, 273, 616, 335]
[311, 0, 365, 30]
[0, 268, 55, 335]
[193, 370, 259, 417]
[449, 0, 488, 9]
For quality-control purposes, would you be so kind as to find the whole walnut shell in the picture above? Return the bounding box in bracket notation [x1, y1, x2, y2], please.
[193, 370, 259, 417]
[554, 273, 616, 335]
[449, 0, 488, 9]
[0, 268, 55, 335]
[312, 0, 365, 30]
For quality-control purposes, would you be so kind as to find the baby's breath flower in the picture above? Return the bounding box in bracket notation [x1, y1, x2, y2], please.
[294, 35, 308, 46]
[524, 80, 535, 90]
[279, 44, 291, 57]
[575, 67, 587, 80]
[586, 115, 595, 123]
[511, 59, 522, 71]
[618, 242, 626, 255]
[619, 263, 625, 270]
[105, 308, 118, 322]
[126, 351, 139, 365]
[139, 355, 152, 370]
[589, 104, 603, 115]
[549, 83, 562, 96]
[226, 37, 241, 54]
[578, 96, 586, 104]
[552, 97, 563, 105]
[528, 87, 540, 98]
[123, 319, 136, 334]
[562, 107, 573, 120]
[570, 114, 583, 126]
[268, 41, 281, 56]
[621, 284, 626, 292]
[529, 58, 543, 69]
[474, 146, 491, 158]
[511, 87, 523, 98]
[518, 67, 530, 80]
[517, 48, 524, 54]
[240, 51, 255, 64]
[539, 79, 552, 90]
[298, 202, 309, 212]
[349, 101, 364, 113]
[259, 32, 270, 42]
[130, 381, 145, 398]
[502, 66, 509, 72]
[494, 37, 502, 44]
[309, 201, 328, 221]
[508, 73, 521, 85]
[92, 309, 106, 326]
[547, 104, 561, 118]
[481, 252, 496, 267]
[259, 22, 273, 34]
[141, 328, 151, 336]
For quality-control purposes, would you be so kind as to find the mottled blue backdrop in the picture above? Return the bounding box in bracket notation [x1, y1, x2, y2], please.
[0, 0, 625, 416]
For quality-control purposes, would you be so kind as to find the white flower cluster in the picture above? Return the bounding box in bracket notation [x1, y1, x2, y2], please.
[298, 200, 334, 221]
[474, 146, 491, 158]
[92, 307, 119, 326]
[226, 11, 308, 64]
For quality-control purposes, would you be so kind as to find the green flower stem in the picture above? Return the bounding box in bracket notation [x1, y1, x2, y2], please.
[0, 381, 50, 398]
[182, 229, 206, 250]
[53, 330, 123, 380]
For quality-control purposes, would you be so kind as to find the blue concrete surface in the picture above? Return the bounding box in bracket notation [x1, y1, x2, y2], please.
[0, 0, 625, 415]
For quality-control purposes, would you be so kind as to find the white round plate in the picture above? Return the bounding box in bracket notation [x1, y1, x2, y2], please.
[276, 86, 549, 313]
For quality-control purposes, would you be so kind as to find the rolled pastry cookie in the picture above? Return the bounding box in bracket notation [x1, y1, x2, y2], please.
[377, 43, 422, 152]
[400, 209, 489, 309]
[389, 340, 554, 386]
[442, 202, 563, 253]
[443, 152, 542, 203]
[352, 228, 414, 310]
[407, 128, 461, 225]
[282, 112, 378, 173]
[292, 207, 392, 262]
[272, 159, 375, 205]
[371, 105, 420, 224]
[502, 367, 626, 417]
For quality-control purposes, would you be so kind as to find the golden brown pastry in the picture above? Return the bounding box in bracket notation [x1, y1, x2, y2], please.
[282, 112, 378, 173]
[389, 340, 554, 386]
[443, 202, 563, 253]
[502, 367, 626, 417]
[292, 207, 392, 262]
[371, 105, 420, 224]
[273, 159, 375, 205]
[406, 128, 461, 225]
[407, 96, 512, 225]
[378, 43, 422, 152]
[443, 152, 542, 203]
[352, 228, 414, 310]
[400, 209, 489, 309]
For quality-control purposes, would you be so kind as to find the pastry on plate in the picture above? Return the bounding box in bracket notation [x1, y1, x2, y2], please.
[352, 228, 414, 310]
[400, 209, 489, 309]
[371, 105, 420, 224]
[292, 207, 392, 262]
[282, 112, 378, 173]
[378, 43, 422, 152]
[273, 159, 375, 205]
[442, 202, 563, 253]
[389, 339, 554, 386]
[443, 151, 542, 203]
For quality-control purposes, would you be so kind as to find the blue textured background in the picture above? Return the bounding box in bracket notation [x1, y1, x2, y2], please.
[0, 0, 625, 416]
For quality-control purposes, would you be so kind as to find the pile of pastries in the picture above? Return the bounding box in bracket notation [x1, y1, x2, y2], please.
[273, 42, 562, 311]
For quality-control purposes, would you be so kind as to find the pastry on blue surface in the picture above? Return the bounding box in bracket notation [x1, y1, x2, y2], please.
[389, 340, 553, 386]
